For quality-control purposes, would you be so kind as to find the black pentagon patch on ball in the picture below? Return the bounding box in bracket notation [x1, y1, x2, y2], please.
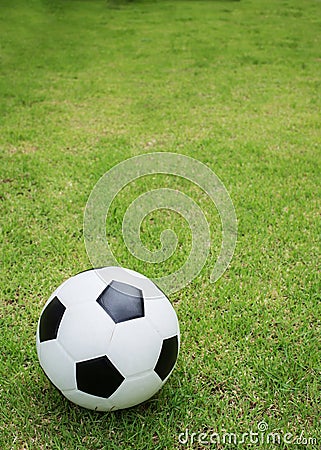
[39, 297, 66, 342]
[154, 335, 179, 381]
[76, 355, 124, 398]
[96, 280, 144, 323]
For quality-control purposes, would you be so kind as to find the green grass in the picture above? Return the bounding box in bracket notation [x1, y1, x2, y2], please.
[1, 0, 320, 448]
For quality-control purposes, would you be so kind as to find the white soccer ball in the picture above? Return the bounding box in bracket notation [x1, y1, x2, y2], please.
[36, 267, 180, 411]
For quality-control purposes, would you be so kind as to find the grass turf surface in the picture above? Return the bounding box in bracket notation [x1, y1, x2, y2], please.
[1, 0, 320, 448]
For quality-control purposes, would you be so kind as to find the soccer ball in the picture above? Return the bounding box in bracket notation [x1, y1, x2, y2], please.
[36, 266, 180, 411]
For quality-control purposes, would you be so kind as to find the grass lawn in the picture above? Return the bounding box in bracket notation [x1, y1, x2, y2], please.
[1, 0, 320, 448]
